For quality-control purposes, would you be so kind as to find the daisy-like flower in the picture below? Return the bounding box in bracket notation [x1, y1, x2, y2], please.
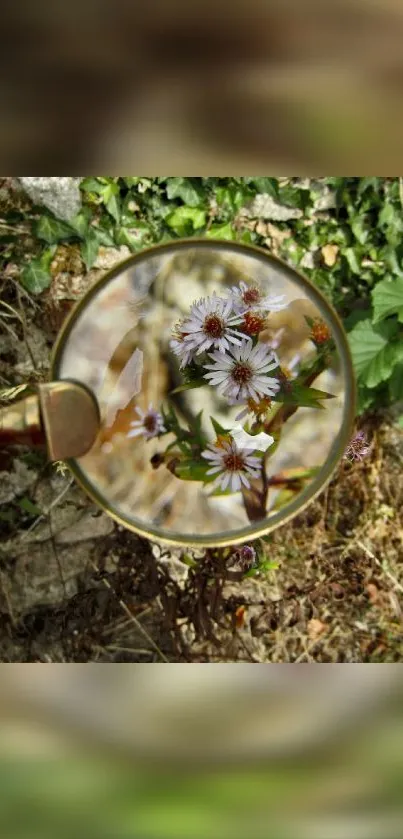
[170, 320, 195, 369]
[230, 281, 286, 314]
[202, 438, 261, 492]
[204, 338, 280, 404]
[180, 292, 243, 356]
[127, 403, 166, 441]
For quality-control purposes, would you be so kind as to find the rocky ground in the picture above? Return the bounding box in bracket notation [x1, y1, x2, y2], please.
[1, 179, 402, 663]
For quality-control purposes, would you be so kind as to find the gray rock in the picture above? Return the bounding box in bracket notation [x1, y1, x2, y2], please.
[18, 177, 82, 221]
[243, 193, 303, 221]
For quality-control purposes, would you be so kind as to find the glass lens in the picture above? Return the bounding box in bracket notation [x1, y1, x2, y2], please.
[52, 241, 354, 545]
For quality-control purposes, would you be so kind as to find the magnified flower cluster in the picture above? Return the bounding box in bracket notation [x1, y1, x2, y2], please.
[125, 280, 336, 509]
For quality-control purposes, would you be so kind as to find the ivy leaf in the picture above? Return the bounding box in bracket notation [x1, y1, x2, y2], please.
[348, 319, 402, 388]
[93, 227, 115, 248]
[35, 215, 73, 245]
[100, 183, 120, 222]
[372, 277, 403, 324]
[80, 231, 99, 271]
[20, 260, 51, 294]
[206, 222, 235, 240]
[166, 178, 203, 207]
[166, 206, 206, 235]
[68, 211, 90, 238]
[115, 224, 150, 252]
[80, 178, 105, 194]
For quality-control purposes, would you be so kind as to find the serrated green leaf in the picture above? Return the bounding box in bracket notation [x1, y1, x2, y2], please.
[389, 363, 403, 402]
[35, 215, 73, 245]
[166, 178, 203, 207]
[348, 319, 402, 388]
[372, 277, 403, 323]
[80, 232, 99, 271]
[20, 261, 51, 294]
[278, 383, 336, 409]
[210, 417, 230, 437]
[166, 206, 206, 235]
[206, 223, 235, 241]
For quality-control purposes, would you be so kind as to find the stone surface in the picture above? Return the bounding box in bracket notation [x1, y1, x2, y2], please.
[18, 178, 82, 221]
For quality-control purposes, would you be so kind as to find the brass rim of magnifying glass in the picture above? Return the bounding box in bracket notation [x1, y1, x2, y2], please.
[51, 238, 356, 548]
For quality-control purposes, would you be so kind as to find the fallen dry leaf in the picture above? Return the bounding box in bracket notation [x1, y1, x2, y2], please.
[307, 618, 328, 640]
[321, 244, 339, 267]
[366, 583, 380, 605]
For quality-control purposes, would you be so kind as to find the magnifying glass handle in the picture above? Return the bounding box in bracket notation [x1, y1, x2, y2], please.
[0, 382, 100, 461]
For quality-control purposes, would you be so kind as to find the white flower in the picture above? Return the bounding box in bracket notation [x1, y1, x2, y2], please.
[127, 403, 166, 440]
[230, 281, 286, 314]
[170, 321, 195, 369]
[230, 425, 274, 453]
[202, 439, 261, 493]
[180, 292, 243, 356]
[204, 338, 280, 404]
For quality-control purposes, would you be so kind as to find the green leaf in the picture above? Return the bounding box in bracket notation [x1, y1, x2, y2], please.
[166, 206, 206, 235]
[248, 178, 279, 198]
[170, 379, 207, 394]
[80, 177, 105, 194]
[278, 383, 336, 409]
[348, 319, 402, 388]
[206, 222, 235, 241]
[17, 497, 42, 516]
[68, 211, 90, 238]
[80, 232, 99, 271]
[20, 261, 51, 294]
[115, 224, 150, 251]
[166, 178, 203, 207]
[174, 459, 212, 482]
[123, 177, 140, 188]
[105, 194, 120, 223]
[350, 214, 369, 245]
[210, 417, 230, 437]
[35, 215, 73, 245]
[372, 277, 403, 324]
[389, 363, 403, 402]
[344, 247, 361, 274]
[357, 177, 379, 196]
[93, 227, 115, 248]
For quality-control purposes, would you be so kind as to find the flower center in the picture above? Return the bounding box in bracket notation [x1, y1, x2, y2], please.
[232, 362, 253, 384]
[223, 452, 245, 472]
[203, 314, 225, 338]
[242, 286, 260, 306]
[144, 414, 157, 432]
[242, 311, 266, 336]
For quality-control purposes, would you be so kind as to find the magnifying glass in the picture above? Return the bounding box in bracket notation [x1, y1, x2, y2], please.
[0, 239, 355, 547]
